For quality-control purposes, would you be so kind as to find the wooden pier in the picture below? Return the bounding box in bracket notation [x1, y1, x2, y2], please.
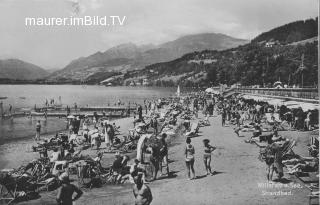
[1, 106, 135, 119]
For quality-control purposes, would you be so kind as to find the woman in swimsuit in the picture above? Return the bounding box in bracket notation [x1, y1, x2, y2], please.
[185, 137, 196, 180]
[203, 139, 216, 175]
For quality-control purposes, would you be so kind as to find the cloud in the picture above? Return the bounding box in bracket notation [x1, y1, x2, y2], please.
[0, 0, 317, 68]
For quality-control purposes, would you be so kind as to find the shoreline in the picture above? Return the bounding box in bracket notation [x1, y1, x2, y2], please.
[0, 115, 134, 169]
[0, 93, 318, 205]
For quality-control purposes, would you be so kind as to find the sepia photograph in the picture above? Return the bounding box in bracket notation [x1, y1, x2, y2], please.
[0, 0, 319, 204]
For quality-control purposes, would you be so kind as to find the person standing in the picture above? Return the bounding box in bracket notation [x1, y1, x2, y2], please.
[9, 104, 12, 115]
[44, 108, 48, 120]
[35, 120, 41, 140]
[0, 101, 3, 118]
[74, 103, 78, 113]
[235, 111, 241, 127]
[152, 117, 158, 135]
[203, 139, 216, 175]
[66, 106, 70, 116]
[133, 173, 153, 205]
[138, 105, 143, 121]
[185, 137, 195, 180]
[145, 103, 148, 115]
[106, 123, 114, 147]
[56, 174, 83, 205]
[221, 109, 226, 127]
[159, 133, 169, 176]
[304, 111, 312, 131]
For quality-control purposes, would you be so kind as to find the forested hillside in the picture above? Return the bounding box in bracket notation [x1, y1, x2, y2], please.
[124, 18, 318, 87]
[252, 18, 318, 44]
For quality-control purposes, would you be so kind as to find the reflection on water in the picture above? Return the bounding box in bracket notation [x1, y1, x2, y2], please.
[0, 85, 175, 110]
[0, 85, 175, 144]
[0, 116, 67, 144]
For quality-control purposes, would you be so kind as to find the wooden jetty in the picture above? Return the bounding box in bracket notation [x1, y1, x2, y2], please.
[30, 111, 128, 118]
[1, 106, 135, 119]
[79, 106, 136, 112]
[34, 106, 135, 112]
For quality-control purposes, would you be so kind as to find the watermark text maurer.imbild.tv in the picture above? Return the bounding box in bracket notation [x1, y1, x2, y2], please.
[25, 16, 126, 27]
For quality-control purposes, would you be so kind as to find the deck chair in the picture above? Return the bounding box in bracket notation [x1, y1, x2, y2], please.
[0, 172, 35, 205]
[281, 140, 296, 157]
[186, 122, 199, 137]
[0, 174, 16, 205]
[113, 125, 121, 135]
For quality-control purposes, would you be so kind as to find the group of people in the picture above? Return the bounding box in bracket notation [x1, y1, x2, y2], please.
[184, 137, 217, 180]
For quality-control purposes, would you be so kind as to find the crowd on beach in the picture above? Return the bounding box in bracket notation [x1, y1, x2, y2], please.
[0, 90, 318, 205]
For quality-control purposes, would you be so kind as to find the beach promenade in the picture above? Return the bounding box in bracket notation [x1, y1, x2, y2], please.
[14, 112, 312, 205]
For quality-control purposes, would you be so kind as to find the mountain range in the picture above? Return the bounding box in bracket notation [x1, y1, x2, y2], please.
[47, 33, 248, 81]
[0, 17, 317, 84]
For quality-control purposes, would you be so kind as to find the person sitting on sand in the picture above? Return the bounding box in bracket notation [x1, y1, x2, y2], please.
[50, 148, 62, 163]
[130, 159, 147, 183]
[204, 113, 210, 125]
[203, 139, 216, 175]
[112, 152, 130, 183]
[248, 124, 262, 142]
[133, 173, 153, 205]
[185, 137, 196, 180]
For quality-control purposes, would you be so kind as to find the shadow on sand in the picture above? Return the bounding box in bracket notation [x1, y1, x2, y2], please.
[212, 171, 225, 176]
[272, 178, 291, 184]
[155, 171, 179, 181]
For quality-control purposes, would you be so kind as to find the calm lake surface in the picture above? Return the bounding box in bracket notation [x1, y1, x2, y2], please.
[0, 85, 176, 144]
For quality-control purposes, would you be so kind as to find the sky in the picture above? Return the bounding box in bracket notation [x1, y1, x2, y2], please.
[0, 0, 318, 69]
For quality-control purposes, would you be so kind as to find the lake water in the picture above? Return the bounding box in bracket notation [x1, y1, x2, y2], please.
[0, 85, 176, 144]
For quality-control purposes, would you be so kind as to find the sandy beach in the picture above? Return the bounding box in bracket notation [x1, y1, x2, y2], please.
[1, 110, 316, 205]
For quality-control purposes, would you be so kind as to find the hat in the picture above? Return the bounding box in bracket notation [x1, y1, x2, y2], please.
[59, 172, 69, 183]
[203, 139, 210, 143]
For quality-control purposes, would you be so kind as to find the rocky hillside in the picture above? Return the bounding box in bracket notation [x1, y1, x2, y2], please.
[0, 59, 49, 80]
[48, 33, 248, 82]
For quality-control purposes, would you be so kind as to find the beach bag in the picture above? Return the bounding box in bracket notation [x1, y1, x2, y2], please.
[185, 155, 194, 162]
[185, 145, 195, 162]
